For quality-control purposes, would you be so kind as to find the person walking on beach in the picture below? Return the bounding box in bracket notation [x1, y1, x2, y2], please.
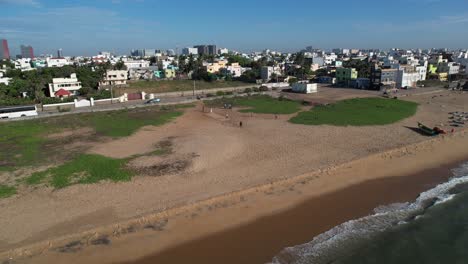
[240, 121, 243, 128]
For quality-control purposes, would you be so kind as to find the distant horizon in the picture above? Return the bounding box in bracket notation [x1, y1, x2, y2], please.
[2, 40, 466, 58]
[1, 0, 468, 56]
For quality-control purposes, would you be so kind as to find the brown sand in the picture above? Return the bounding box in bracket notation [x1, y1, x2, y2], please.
[1, 89, 468, 263]
[11, 132, 468, 264]
[125, 163, 456, 264]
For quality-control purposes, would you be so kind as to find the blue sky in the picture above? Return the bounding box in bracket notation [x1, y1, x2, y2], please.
[1, 0, 468, 56]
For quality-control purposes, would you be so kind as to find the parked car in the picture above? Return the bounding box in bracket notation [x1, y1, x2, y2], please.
[145, 98, 161, 104]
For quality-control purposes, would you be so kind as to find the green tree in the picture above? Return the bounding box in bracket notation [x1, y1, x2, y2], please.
[343, 59, 371, 78]
[114, 61, 127, 70]
[0, 60, 15, 69]
[178, 55, 187, 73]
[288, 77, 298, 84]
[239, 70, 259, 83]
[226, 55, 252, 67]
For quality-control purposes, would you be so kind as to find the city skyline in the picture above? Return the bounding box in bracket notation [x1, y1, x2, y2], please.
[1, 0, 468, 56]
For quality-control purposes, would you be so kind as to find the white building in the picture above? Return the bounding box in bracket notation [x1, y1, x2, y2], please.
[124, 60, 150, 70]
[0, 72, 12, 86]
[416, 65, 427, 81]
[46, 57, 71, 67]
[225, 63, 243, 77]
[448, 62, 460, 75]
[14, 58, 33, 71]
[99, 51, 112, 58]
[397, 66, 420, 88]
[182, 47, 198, 56]
[292, 83, 318, 94]
[218, 48, 229, 55]
[261, 66, 282, 81]
[99, 70, 128, 87]
[324, 54, 338, 65]
[48, 73, 82, 97]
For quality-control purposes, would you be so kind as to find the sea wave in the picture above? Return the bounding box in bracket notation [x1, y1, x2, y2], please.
[269, 163, 468, 264]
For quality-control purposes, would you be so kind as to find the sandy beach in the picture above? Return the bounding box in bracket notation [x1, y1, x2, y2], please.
[1, 88, 468, 263]
[124, 163, 459, 264]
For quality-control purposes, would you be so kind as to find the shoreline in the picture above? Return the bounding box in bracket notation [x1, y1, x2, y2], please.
[126, 161, 461, 264]
[7, 130, 468, 264]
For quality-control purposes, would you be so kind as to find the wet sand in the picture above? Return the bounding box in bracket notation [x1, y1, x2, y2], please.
[121, 161, 459, 264]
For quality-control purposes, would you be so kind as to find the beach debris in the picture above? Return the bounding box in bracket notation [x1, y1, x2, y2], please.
[90, 236, 111, 246]
[144, 219, 168, 231]
[55, 240, 83, 253]
[448, 111, 467, 128]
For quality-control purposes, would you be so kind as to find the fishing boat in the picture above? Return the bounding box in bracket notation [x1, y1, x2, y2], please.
[418, 122, 438, 136]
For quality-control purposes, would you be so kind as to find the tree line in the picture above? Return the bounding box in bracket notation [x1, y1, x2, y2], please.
[0, 63, 118, 106]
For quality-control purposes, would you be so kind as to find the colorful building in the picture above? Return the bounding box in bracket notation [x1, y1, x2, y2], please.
[428, 64, 438, 75]
[164, 69, 176, 78]
[0, 39, 10, 60]
[336, 68, 358, 83]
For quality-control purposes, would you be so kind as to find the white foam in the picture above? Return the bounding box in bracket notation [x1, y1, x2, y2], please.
[269, 164, 468, 264]
[434, 194, 456, 205]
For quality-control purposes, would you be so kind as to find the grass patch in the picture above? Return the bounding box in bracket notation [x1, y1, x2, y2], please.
[206, 95, 302, 114]
[151, 148, 171, 156]
[123, 80, 250, 95]
[290, 97, 418, 126]
[0, 185, 17, 198]
[0, 121, 48, 169]
[0, 108, 183, 170]
[26, 154, 132, 189]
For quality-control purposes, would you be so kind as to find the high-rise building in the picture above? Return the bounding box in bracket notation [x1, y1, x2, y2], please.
[131, 49, 144, 57]
[57, 49, 63, 58]
[208, 45, 217, 55]
[20, 45, 34, 59]
[0, 39, 10, 60]
[194, 45, 209, 55]
[182, 47, 198, 56]
[194, 45, 217, 56]
[144, 49, 156, 57]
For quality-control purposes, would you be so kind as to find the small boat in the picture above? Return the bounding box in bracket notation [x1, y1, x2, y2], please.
[418, 122, 438, 136]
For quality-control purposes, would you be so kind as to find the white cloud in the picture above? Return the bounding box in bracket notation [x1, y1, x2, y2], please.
[0, 0, 40, 7]
[439, 14, 468, 24]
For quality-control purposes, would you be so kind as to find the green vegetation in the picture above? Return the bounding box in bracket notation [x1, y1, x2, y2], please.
[0, 121, 48, 168]
[290, 97, 418, 126]
[343, 59, 372, 78]
[26, 154, 132, 189]
[123, 80, 250, 95]
[0, 107, 183, 171]
[1, 65, 106, 105]
[206, 95, 302, 114]
[417, 79, 447, 87]
[0, 185, 16, 198]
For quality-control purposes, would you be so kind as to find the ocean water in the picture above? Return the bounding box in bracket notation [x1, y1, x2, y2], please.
[270, 162, 468, 264]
